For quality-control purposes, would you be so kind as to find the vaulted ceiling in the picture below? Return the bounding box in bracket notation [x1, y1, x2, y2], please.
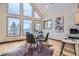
[34, 3, 77, 18]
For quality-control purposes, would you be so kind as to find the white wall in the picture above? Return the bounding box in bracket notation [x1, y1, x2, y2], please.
[43, 4, 79, 40]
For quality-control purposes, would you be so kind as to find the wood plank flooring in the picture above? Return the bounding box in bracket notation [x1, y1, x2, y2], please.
[0, 41, 25, 55]
[48, 39, 76, 56]
[0, 39, 77, 56]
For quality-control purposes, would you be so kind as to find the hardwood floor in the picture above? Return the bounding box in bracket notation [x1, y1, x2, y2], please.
[0, 41, 25, 55]
[48, 39, 76, 56]
[0, 39, 76, 56]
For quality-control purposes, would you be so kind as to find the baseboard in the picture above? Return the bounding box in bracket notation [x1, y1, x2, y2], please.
[0, 38, 62, 45]
[0, 39, 25, 45]
[48, 38, 62, 42]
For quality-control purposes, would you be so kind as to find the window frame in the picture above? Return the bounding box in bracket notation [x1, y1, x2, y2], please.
[34, 10, 42, 32]
[23, 3, 33, 17]
[7, 3, 21, 16]
[34, 20, 42, 33]
[7, 3, 42, 37]
[34, 11, 40, 18]
[6, 17, 21, 37]
[22, 18, 33, 36]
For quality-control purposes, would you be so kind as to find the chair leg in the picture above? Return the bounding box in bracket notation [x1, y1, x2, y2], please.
[24, 43, 28, 56]
[73, 44, 76, 56]
[60, 42, 65, 56]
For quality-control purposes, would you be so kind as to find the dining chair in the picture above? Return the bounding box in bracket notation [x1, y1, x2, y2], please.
[24, 32, 36, 55]
[38, 32, 49, 42]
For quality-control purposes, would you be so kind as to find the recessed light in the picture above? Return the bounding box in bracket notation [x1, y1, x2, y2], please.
[45, 5, 49, 8]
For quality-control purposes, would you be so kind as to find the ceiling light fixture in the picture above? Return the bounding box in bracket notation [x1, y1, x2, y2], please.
[45, 5, 49, 8]
[45, 3, 53, 8]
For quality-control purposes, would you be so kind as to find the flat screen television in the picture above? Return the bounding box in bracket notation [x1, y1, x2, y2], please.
[70, 29, 79, 34]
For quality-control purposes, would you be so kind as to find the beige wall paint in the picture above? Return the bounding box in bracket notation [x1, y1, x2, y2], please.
[0, 3, 8, 42]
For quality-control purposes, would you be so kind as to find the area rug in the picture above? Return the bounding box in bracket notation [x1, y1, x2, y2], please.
[1, 44, 53, 56]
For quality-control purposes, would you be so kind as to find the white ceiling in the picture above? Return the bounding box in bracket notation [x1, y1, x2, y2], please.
[35, 3, 77, 18]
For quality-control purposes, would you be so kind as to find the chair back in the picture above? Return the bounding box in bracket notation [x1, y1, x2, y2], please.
[26, 33, 35, 44]
[44, 32, 49, 42]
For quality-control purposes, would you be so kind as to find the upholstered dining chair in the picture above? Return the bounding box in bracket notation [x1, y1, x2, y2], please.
[24, 32, 36, 55]
[26, 33, 35, 44]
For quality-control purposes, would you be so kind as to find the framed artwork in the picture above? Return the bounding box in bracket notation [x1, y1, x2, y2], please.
[55, 16, 64, 24]
[44, 19, 52, 29]
[55, 24, 64, 32]
[55, 16, 64, 32]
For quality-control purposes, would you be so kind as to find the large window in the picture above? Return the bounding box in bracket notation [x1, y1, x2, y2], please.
[34, 11, 42, 32]
[8, 3, 20, 15]
[23, 19, 32, 35]
[8, 18, 20, 36]
[23, 3, 32, 16]
[7, 3, 33, 36]
[7, 3, 42, 36]
[35, 20, 41, 32]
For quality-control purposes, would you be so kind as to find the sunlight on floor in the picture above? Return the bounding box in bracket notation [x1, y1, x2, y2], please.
[0, 41, 25, 55]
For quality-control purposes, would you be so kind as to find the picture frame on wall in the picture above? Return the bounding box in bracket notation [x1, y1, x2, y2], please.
[44, 19, 52, 29]
[55, 24, 64, 32]
[55, 16, 64, 32]
[55, 16, 64, 24]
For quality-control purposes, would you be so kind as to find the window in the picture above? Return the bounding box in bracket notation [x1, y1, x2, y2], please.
[23, 3, 32, 16]
[8, 18, 20, 36]
[34, 11, 41, 32]
[34, 11, 40, 18]
[35, 20, 41, 32]
[8, 3, 20, 15]
[7, 3, 42, 36]
[23, 19, 32, 35]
